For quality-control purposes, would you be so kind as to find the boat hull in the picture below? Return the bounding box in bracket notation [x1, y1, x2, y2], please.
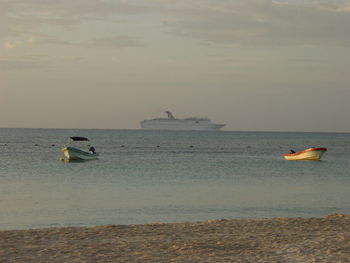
[283, 148, 327, 161]
[62, 146, 99, 161]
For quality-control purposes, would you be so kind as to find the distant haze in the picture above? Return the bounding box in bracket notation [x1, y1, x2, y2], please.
[1, 0, 350, 132]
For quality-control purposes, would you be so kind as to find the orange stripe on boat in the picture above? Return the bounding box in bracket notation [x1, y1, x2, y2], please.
[283, 147, 327, 157]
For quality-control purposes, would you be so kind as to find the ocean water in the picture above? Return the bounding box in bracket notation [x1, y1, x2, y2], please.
[0, 128, 350, 230]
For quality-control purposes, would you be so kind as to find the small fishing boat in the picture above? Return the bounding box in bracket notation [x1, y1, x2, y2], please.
[61, 136, 98, 161]
[283, 147, 327, 161]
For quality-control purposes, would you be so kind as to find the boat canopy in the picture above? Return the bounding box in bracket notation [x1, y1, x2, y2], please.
[70, 136, 89, 141]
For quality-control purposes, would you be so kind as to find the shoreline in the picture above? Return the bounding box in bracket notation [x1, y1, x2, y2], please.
[1, 214, 350, 262]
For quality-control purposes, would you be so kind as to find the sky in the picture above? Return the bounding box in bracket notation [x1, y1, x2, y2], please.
[1, 0, 350, 132]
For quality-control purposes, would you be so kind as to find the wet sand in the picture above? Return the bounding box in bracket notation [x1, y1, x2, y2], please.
[1, 214, 350, 262]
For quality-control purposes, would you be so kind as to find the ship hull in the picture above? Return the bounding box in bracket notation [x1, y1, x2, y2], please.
[140, 120, 225, 131]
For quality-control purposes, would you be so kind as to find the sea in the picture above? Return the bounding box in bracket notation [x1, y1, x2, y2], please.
[1, 128, 350, 230]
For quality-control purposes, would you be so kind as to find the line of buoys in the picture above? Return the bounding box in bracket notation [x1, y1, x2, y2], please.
[117, 145, 198, 148]
[117, 145, 197, 148]
[31, 144, 202, 148]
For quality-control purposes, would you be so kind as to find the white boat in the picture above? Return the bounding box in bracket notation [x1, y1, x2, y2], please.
[61, 137, 99, 161]
[140, 111, 225, 131]
[283, 147, 327, 161]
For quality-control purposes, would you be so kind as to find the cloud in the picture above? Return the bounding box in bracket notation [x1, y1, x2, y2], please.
[0, 0, 151, 50]
[275, 0, 350, 12]
[0, 0, 150, 40]
[0, 55, 55, 71]
[155, 0, 350, 47]
[2, 35, 142, 50]
[4, 41, 18, 49]
[81, 36, 144, 49]
[1, 0, 350, 48]
[3, 37, 41, 49]
[35, 38, 73, 46]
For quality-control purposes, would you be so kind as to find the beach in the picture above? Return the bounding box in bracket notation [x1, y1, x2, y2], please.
[1, 214, 350, 263]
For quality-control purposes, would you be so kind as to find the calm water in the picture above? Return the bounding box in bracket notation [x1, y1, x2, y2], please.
[0, 128, 350, 230]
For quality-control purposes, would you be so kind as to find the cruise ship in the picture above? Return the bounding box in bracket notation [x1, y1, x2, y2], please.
[140, 111, 225, 131]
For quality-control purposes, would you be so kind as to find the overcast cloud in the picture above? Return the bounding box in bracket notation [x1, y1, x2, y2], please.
[1, 0, 350, 131]
[2, 0, 350, 47]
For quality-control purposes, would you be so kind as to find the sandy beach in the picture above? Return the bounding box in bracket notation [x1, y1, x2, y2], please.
[0, 214, 349, 262]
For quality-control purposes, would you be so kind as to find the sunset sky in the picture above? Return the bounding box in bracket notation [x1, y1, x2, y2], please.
[1, 0, 350, 132]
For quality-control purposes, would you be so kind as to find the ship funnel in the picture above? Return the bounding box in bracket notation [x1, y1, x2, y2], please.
[165, 111, 175, 119]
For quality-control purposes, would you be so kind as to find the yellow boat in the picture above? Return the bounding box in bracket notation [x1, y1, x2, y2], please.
[283, 147, 327, 161]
